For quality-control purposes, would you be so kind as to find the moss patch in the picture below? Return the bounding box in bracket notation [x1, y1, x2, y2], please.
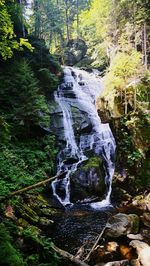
[81, 156, 103, 170]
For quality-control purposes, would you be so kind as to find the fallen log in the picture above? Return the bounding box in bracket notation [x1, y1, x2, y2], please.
[52, 244, 90, 266]
[0, 171, 67, 201]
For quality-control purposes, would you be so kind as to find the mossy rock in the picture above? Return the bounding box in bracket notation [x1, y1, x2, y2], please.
[70, 156, 106, 202]
[128, 214, 140, 234]
[81, 156, 103, 170]
[39, 217, 54, 227]
[105, 213, 140, 238]
[16, 203, 39, 224]
[40, 207, 57, 216]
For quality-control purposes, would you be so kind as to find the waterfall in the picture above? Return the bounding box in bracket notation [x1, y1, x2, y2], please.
[51, 67, 116, 208]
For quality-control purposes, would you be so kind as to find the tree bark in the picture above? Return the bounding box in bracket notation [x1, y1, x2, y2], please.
[19, 0, 26, 37]
[124, 87, 128, 115]
[34, 0, 41, 38]
[144, 22, 147, 70]
[134, 79, 137, 111]
[64, 0, 70, 42]
[76, 0, 79, 39]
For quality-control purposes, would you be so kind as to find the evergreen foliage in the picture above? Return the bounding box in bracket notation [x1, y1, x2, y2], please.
[0, 0, 19, 59]
[0, 135, 58, 196]
[0, 1, 62, 265]
[0, 223, 26, 266]
[0, 0, 150, 265]
[0, 60, 50, 135]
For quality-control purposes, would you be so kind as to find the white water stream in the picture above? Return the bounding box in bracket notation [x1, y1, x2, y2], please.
[52, 67, 116, 208]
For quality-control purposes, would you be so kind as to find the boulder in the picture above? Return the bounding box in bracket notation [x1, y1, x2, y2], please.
[141, 212, 150, 228]
[64, 39, 87, 66]
[104, 213, 140, 238]
[127, 234, 143, 240]
[139, 247, 150, 266]
[130, 240, 150, 266]
[48, 97, 92, 141]
[70, 156, 106, 202]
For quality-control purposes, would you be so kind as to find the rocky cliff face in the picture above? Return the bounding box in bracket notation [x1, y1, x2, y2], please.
[48, 67, 116, 204]
[48, 97, 92, 141]
[96, 87, 150, 198]
[63, 39, 87, 66]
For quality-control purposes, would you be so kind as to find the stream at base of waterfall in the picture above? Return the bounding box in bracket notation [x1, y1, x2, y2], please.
[51, 67, 116, 209]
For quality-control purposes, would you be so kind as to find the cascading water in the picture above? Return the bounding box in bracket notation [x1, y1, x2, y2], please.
[51, 67, 116, 208]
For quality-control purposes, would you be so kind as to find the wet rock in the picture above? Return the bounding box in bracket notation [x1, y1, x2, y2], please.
[71, 105, 92, 134]
[141, 212, 150, 228]
[48, 96, 92, 140]
[104, 213, 140, 238]
[127, 234, 144, 240]
[63, 157, 79, 165]
[80, 121, 92, 133]
[70, 156, 106, 202]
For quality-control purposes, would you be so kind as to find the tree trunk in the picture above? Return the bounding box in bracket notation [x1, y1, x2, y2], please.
[49, 30, 53, 48]
[144, 22, 147, 70]
[34, 0, 41, 38]
[124, 87, 128, 115]
[76, 0, 79, 39]
[65, 0, 70, 42]
[19, 0, 26, 37]
[134, 79, 137, 111]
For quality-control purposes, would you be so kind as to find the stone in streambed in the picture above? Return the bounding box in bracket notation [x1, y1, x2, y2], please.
[127, 234, 144, 240]
[104, 213, 140, 238]
[141, 212, 150, 228]
[70, 156, 106, 202]
[130, 240, 150, 266]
